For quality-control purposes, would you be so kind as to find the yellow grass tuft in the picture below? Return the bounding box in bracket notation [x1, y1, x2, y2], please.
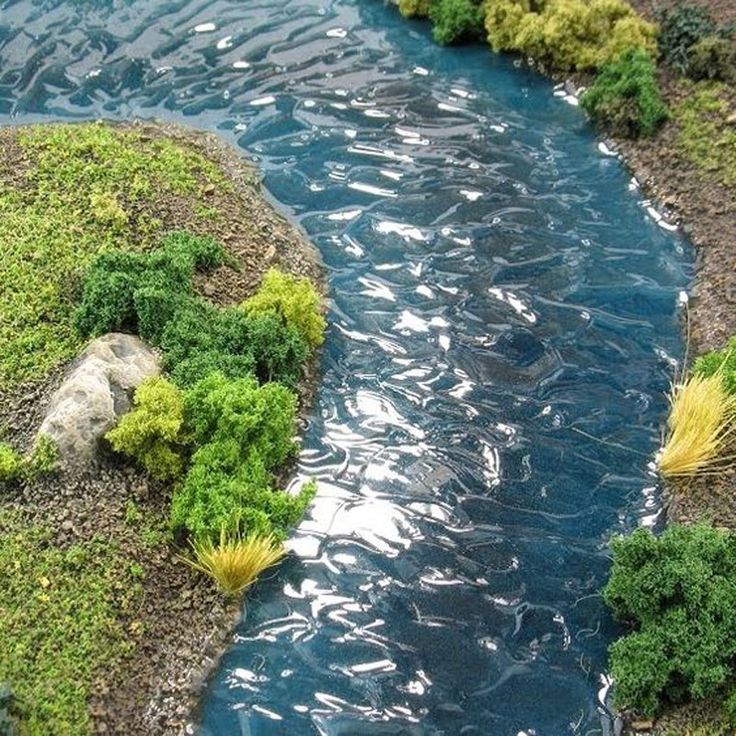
[658, 372, 736, 478]
[183, 529, 285, 596]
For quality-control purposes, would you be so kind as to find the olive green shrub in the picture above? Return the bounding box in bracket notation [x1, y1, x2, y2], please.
[581, 48, 669, 137]
[605, 524, 736, 716]
[242, 269, 326, 350]
[398, 0, 432, 17]
[484, 0, 657, 71]
[429, 0, 485, 44]
[0, 437, 58, 484]
[170, 373, 315, 540]
[687, 36, 736, 82]
[106, 377, 188, 480]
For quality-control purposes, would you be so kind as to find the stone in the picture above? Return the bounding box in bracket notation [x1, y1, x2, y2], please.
[630, 720, 654, 732]
[726, 113, 736, 125]
[37, 333, 160, 465]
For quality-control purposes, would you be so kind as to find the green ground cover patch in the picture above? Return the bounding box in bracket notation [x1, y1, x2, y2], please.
[676, 82, 736, 187]
[0, 511, 142, 736]
[0, 123, 227, 391]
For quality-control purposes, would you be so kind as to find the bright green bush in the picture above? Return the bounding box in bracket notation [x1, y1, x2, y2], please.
[429, 0, 485, 44]
[657, 2, 718, 72]
[485, 0, 657, 71]
[687, 36, 736, 82]
[0, 445, 22, 482]
[693, 337, 736, 394]
[106, 377, 188, 480]
[581, 49, 669, 138]
[0, 437, 58, 483]
[398, 0, 432, 18]
[604, 524, 736, 716]
[170, 373, 314, 540]
[74, 231, 224, 339]
[242, 269, 326, 350]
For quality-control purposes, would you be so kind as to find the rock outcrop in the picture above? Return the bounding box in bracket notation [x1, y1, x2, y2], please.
[37, 333, 160, 464]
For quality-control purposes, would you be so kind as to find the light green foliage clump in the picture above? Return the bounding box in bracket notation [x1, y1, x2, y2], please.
[0, 512, 142, 735]
[0, 436, 58, 483]
[581, 49, 669, 138]
[398, 0, 431, 17]
[693, 337, 736, 393]
[687, 36, 736, 82]
[170, 373, 315, 541]
[604, 524, 736, 717]
[429, 0, 485, 44]
[676, 83, 736, 187]
[484, 0, 657, 71]
[74, 231, 225, 340]
[0, 123, 227, 391]
[242, 268, 326, 350]
[106, 377, 188, 480]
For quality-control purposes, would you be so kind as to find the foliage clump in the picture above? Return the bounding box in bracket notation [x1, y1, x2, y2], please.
[605, 524, 736, 716]
[398, 0, 432, 17]
[0, 436, 58, 484]
[581, 49, 669, 138]
[242, 268, 326, 350]
[428, 0, 485, 44]
[484, 0, 657, 71]
[693, 337, 736, 394]
[106, 377, 188, 480]
[170, 373, 315, 541]
[656, 2, 720, 72]
[687, 36, 736, 82]
[74, 231, 224, 340]
[675, 83, 736, 187]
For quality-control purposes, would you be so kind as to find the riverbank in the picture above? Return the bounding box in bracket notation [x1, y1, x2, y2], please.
[0, 120, 324, 735]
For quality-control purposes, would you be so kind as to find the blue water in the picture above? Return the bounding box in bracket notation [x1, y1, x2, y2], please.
[0, 0, 691, 733]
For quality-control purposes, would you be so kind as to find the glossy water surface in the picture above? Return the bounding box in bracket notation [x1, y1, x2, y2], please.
[0, 0, 692, 733]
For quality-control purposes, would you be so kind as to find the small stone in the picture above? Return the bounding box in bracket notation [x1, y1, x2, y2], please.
[727, 113, 736, 125]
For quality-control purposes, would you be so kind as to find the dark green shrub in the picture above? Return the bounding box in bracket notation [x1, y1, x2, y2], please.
[687, 36, 736, 82]
[581, 49, 669, 138]
[74, 231, 224, 338]
[429, 0, 485, 44]
[693, 337, 736, 395]
[485, 0, 657, 71]
[242, 269, 326, 350]
[106, 377, 188, 480]
[0, 683, 20, 736]
[171, 373, 314, 539]
[657, 2, 717, 72]
[604, 524, 736, 716]
[161, 305, 307, 389]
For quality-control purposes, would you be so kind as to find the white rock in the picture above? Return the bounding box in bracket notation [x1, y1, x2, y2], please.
[37, 333, 160, 464]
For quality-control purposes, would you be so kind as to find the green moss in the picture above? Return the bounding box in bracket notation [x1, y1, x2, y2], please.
[0, 511, 142, 735]
[484, 0, 657, 71]
[0, 123, 229, 392]
[581, 48, 669, 138]
[676, 82, 736, 187]
[0, 436, 58, 484]
[693, 336, 736, 392]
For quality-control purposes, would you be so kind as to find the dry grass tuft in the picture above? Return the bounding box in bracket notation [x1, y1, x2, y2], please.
[658, 372, 736, 478]
[183, 529, 285, 596]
